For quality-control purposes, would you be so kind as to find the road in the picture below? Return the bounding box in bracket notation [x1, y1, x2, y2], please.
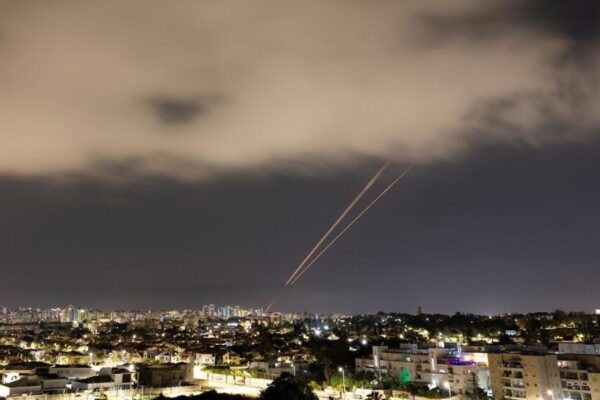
[203, 381, 262, 397]
[203, 381, 348, 399]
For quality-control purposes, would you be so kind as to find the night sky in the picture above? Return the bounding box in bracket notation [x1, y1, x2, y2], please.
[1, 1, 599, 314]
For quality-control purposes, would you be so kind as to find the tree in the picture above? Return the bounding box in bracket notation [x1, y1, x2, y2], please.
[259, 373, 318, 400]
[155, 392, 250, 400]
[400, 382, 443, 399]
[473, 388, 488, 400]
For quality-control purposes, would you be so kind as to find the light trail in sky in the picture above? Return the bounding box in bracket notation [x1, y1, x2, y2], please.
[265, 298, 277, 313]
[288, 164, 414, 285]
[284, 162, 390, 285]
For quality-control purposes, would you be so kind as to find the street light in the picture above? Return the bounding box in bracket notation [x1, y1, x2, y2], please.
[443, 381, 451, 398]
[338, 367, 346, 400]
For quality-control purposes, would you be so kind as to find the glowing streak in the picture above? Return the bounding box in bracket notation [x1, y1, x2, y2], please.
[289, 164, 414, 285]
[265, 298, 276, 313]
[284, 162, 390, 285]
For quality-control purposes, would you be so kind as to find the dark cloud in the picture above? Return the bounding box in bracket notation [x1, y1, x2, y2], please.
[520, 0, 600, 42]
[415, 1, 600, 150]
[150, 97, 206, 125]
[420, 0, 600, 43]
[149, 95, 223, 125]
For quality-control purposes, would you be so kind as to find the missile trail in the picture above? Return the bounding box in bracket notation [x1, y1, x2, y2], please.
[284, 162, 390, 285]
[288, 164, 414, 285]
[265, 298, 277, 314]
[284, 162, 389, 285]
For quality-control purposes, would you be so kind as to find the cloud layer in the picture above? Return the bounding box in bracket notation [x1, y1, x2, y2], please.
[1, 0, 599, 179]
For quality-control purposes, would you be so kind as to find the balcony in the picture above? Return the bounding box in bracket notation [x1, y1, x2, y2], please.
[563, 383, 590, 392]
[502, 371, 524, 379]
[501, 362, 524, 369]
[503, 391, 526, 399]
[503, 382, 526, 389]
[563, 392, 583, 400]
[561, 372, 580, 380]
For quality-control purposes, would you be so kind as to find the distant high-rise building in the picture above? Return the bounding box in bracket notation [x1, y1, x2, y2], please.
[0, 305, 7, 323]
[75, 309, 89, 323]
[217, 306, 232, 319]
[60, 305, 77, 323]
[202, 304, 215, 318]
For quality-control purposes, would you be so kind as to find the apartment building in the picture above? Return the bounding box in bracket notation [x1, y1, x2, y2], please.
[556, 355, 600, 400]
[488, 352, 561, 400]
[356, 345, 490, 395]
[559, 343, 600, 356]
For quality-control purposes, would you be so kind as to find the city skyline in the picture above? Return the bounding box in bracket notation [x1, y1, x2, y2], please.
[3, 304, 600, 320]
[2, 301, 600, 399]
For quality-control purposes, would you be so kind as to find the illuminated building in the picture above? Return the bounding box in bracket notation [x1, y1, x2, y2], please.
[356, 345, 490, 395]
[488, 352, 561, 400]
